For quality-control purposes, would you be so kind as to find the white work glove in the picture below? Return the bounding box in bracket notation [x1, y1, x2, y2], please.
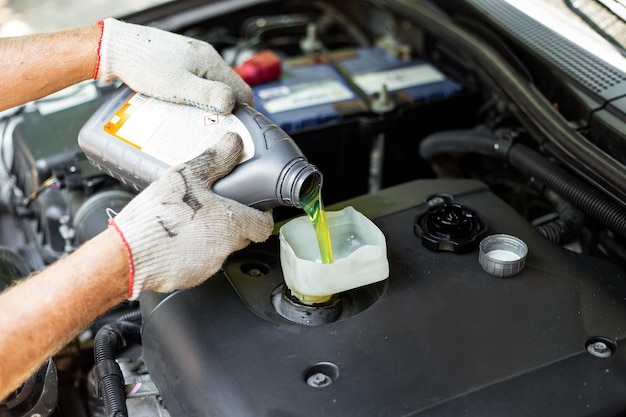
[94, 18, 253, 114]
[108, 132, 274, 300]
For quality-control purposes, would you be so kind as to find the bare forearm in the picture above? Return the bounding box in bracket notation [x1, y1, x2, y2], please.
[0, 23, 100, 111]
[0, 227, 128, 400]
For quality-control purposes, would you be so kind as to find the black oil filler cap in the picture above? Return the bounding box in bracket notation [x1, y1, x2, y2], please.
[415, 201, 487, 254]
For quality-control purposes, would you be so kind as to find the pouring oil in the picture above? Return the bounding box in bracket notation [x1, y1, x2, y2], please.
[291, 181, 334, 304]
[301, 189, 333, 264]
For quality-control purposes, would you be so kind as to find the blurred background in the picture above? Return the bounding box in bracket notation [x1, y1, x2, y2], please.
[0, 0, 168, 36]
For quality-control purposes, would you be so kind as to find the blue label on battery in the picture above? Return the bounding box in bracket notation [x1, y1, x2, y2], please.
[252, 47, 462, 133]
[339, 47, 462, 104]
[252, 62, 365, 133]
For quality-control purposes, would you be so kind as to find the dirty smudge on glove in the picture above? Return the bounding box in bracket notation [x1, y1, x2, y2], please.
[156, 215, 177, 238]
[176, 166, 203, 216]
[155, 166, 204, 238]
[159, 166, 203, 216]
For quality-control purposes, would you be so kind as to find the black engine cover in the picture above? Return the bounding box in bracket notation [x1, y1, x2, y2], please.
[140, 179, 626, 417]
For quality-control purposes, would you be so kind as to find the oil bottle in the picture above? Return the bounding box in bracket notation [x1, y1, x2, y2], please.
[78, 85, 332, 264]
[78, 86, 322, 211]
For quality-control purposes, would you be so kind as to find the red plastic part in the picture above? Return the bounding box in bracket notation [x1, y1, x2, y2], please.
[233, 50, 282, 86]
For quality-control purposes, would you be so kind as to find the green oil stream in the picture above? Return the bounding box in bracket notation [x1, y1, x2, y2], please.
[301, 188, 333, 264]
[296, 184, 333, 304]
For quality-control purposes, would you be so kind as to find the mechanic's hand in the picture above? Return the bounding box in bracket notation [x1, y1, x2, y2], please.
[108, 132, 273, 300]
[95, 18, 253, 114]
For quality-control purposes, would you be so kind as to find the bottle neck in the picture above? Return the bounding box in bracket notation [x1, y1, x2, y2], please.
[278, 159, 322, 208]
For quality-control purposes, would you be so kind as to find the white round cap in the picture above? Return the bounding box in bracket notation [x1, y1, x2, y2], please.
[479, 234, 528, 278]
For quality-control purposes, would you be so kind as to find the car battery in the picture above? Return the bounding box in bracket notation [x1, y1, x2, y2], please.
[335, 46, 462, 105]
[251, 56, 368, 134]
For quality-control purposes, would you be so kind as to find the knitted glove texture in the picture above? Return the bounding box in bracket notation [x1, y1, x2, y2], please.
[95, 18, 253, 114]
[109, 132, 273, 300]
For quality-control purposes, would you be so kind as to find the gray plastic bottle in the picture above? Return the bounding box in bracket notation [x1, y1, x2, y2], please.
[78, 86, 322, 210]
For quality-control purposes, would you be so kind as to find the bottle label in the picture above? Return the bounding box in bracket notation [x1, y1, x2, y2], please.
[102, 93, 254, 166]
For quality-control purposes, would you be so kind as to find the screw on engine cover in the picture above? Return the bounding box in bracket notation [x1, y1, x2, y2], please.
[306, 372, 333, 388]
[304, 362, 339, 387]
[587, 341, 612, 358]
[585, 337, 617, 358]
[240, 262, 269, 277]
[247, 267, 262, 276]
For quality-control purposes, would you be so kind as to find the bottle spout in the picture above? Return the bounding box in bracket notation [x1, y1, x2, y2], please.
[278, 159, 323, 208]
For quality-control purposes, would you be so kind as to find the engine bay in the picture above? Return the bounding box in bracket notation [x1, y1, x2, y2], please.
[2, 0, 626, 416]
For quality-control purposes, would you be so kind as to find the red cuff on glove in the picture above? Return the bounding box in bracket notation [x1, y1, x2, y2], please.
[108, 218, 135, 299]
[92, 20, 105, 80]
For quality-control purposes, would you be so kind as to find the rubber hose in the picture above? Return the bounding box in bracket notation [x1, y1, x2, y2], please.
[419, 128, 626, 239]
[536, 190, 584, 245]
[94, 321, 140, 363]
[508, 145, 626, 239]
[99, 373, 127, 417]
[113, 309, 142, 332]
[418, 125, 512, 160]
[93, 311, 142, 417]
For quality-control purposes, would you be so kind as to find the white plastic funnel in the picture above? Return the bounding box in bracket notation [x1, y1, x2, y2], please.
[279, 206, 389, 300]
